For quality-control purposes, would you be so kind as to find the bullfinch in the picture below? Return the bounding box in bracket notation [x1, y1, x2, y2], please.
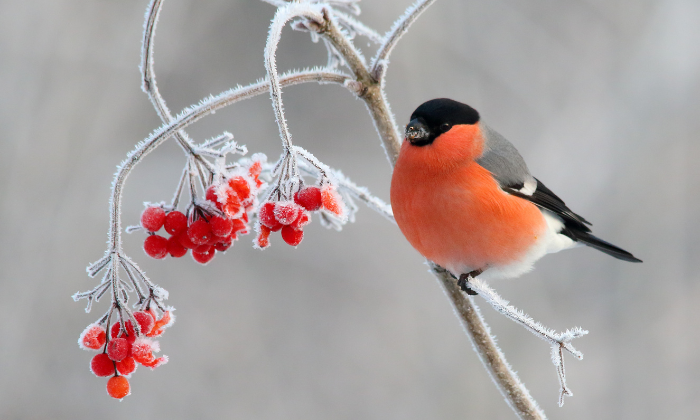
[390, 98, 641, 293]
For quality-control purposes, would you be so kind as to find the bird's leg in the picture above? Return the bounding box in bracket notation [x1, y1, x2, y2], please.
[458, 269, 483, 295]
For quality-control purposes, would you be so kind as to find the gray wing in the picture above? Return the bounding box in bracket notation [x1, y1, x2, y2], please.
[478, 124, 641, 262]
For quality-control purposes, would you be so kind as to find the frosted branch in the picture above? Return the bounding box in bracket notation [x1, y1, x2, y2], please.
[466, 277, 588, 406]
[371, 0, 436, 78]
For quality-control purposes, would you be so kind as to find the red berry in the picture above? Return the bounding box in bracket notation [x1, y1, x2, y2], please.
[210, 216, 233, 237]
[79, 324, 106, 351]
[294, 186, 322, 211]
[164, 211, 187, 235]
[187, 219, 213, 245]
[166, 235, 188, 258]
[281, 225, 304, 246]
[192, 246, 215, 264]
[228, 176, 251, 201]
[274, 202, 301, 225]
[291, 211, 310, 230]
[141, 206, 166, 232]
[255, 224, 271, 249]
[116, 357, 136, 376]
[110, 322, 136, 343]
[107, 376, 130, 399]
[241, 212, 249, 223]
[107, 338, 130, 362]
[258, 202, 279, 229]
[206, 185, 223, 211]
[178, 231, 197, 249]
[144, 235, 168, 259]
[133, 311, 155, 336]
[215, 237, 232, 252]
[131, 339, 156, 365]
[222, 194, 241, 218]
[321, 186, 343, 216]
[231, 219, 247, 234]
[90, 353, 114, 377]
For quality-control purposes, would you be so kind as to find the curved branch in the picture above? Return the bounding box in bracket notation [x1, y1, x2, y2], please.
[370, 0, 436, 76]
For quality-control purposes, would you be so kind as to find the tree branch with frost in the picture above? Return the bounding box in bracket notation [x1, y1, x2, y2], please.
[77, 0, 594, 415]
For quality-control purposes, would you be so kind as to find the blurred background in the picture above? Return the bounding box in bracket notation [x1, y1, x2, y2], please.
[1, 0, 699, 418]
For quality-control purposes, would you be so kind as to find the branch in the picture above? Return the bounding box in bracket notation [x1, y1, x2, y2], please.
[370, 0, 436, 77]
[430, 265, 547, 420]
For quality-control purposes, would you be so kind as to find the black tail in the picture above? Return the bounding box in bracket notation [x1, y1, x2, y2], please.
[565, 229, 642, 263]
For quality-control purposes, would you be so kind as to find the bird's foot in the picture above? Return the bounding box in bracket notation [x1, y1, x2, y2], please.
[458, 269, 483, 295]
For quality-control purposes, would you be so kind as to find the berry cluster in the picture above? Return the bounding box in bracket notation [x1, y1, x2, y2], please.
[79, 309, 173, 399]
[255, 184, 344, 249]
[140, 159, 264, 264]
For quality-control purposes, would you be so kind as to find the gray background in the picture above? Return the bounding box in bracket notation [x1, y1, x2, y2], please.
[2, 0, 699, 418]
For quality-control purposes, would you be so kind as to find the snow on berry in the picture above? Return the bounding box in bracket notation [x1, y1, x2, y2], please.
[281, 225, 304, 246]
[231, 219, 248, 234]
[187, 219, 213, 245]
[91, 353, 115, 377]
[79, 323, 106, 351]
[166, 235, 188, 258]
[294, 186, 322, 211]
[205, 185, 223, 211]
[291, 211, 310, 230]
[259, 202, 280, 229]
[116, 357, 136, 376]
[321, 184, 345, 218]
[133, 311, 155, 336]
[111, 321, 136, 343]
[144, 234, 168, 259]
[274, 201, 301, 225]
[141, 206, 166, 232]
[131, 338, 160, 365]
[148, 310, 174, 337]
[142, 356, 169, 370]
[210, 215, 233, 237]
[192, 246, 215, 264]
[254, 224, 271, 249]
[107, 375, 130, 399]
[107, 337, 130, 362]
[164, 211, 187, 235]
[228, 176, 251, 202]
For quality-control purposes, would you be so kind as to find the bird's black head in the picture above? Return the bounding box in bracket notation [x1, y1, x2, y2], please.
[405, 98, 480, 146]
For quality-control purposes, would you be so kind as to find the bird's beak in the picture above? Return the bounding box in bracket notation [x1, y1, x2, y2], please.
[405, 119, 430, 145]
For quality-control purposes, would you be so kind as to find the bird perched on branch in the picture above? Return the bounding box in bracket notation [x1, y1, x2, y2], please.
[390, 98, 641, 293]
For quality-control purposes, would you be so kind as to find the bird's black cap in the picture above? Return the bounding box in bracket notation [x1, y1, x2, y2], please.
[406, 98, 480, 146]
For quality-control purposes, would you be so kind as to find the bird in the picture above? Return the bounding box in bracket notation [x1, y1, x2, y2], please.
[390, 98, 641, 293]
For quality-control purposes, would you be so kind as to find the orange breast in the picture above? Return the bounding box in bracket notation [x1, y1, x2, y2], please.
[391, 139, 546, 273]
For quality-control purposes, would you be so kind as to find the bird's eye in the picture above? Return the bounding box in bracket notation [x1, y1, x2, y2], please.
[440, 123, 451, 132]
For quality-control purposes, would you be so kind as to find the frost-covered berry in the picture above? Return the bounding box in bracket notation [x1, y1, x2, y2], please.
[222, 194, 241, 218]
[281, 226, 304, 246]
[206, 185, 223, 211]
[90, 353, 114, 377]
[107, 376, 130, 399]
[274, 202, 301, 225]
[214, 236, 232, 252]
[255, 224, 271, 249]
[166, 235, 188, 258]
[107, 337, 130, 362]
[231, 219, 247, 234]
[144, 235, 168, 259]
[321, 185, 344, 216]
[294, 186, 322, 211]
[79, 324, 106, 351]
[249, 160, 263, 187]
[148, 310, 173, 337]
[131, 339, 157, 365]
[228, 176, 251, 201]
[141, 206, 166, 232]
[164, 211, 187, 235]
[178, 231, 197, 249]
[110, 321, 136, 342]
[291, 211, 310, 230]
[133, 311, 155, 336]
[210, 216, 233, 237]
[187, 220, 213, 245]
[116, 357, 136, 376]
[259, 202, 280, 229]
[192, 246, 215, 264]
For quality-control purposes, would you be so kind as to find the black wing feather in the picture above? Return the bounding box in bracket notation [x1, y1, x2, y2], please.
[504, 178, 642, 263]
